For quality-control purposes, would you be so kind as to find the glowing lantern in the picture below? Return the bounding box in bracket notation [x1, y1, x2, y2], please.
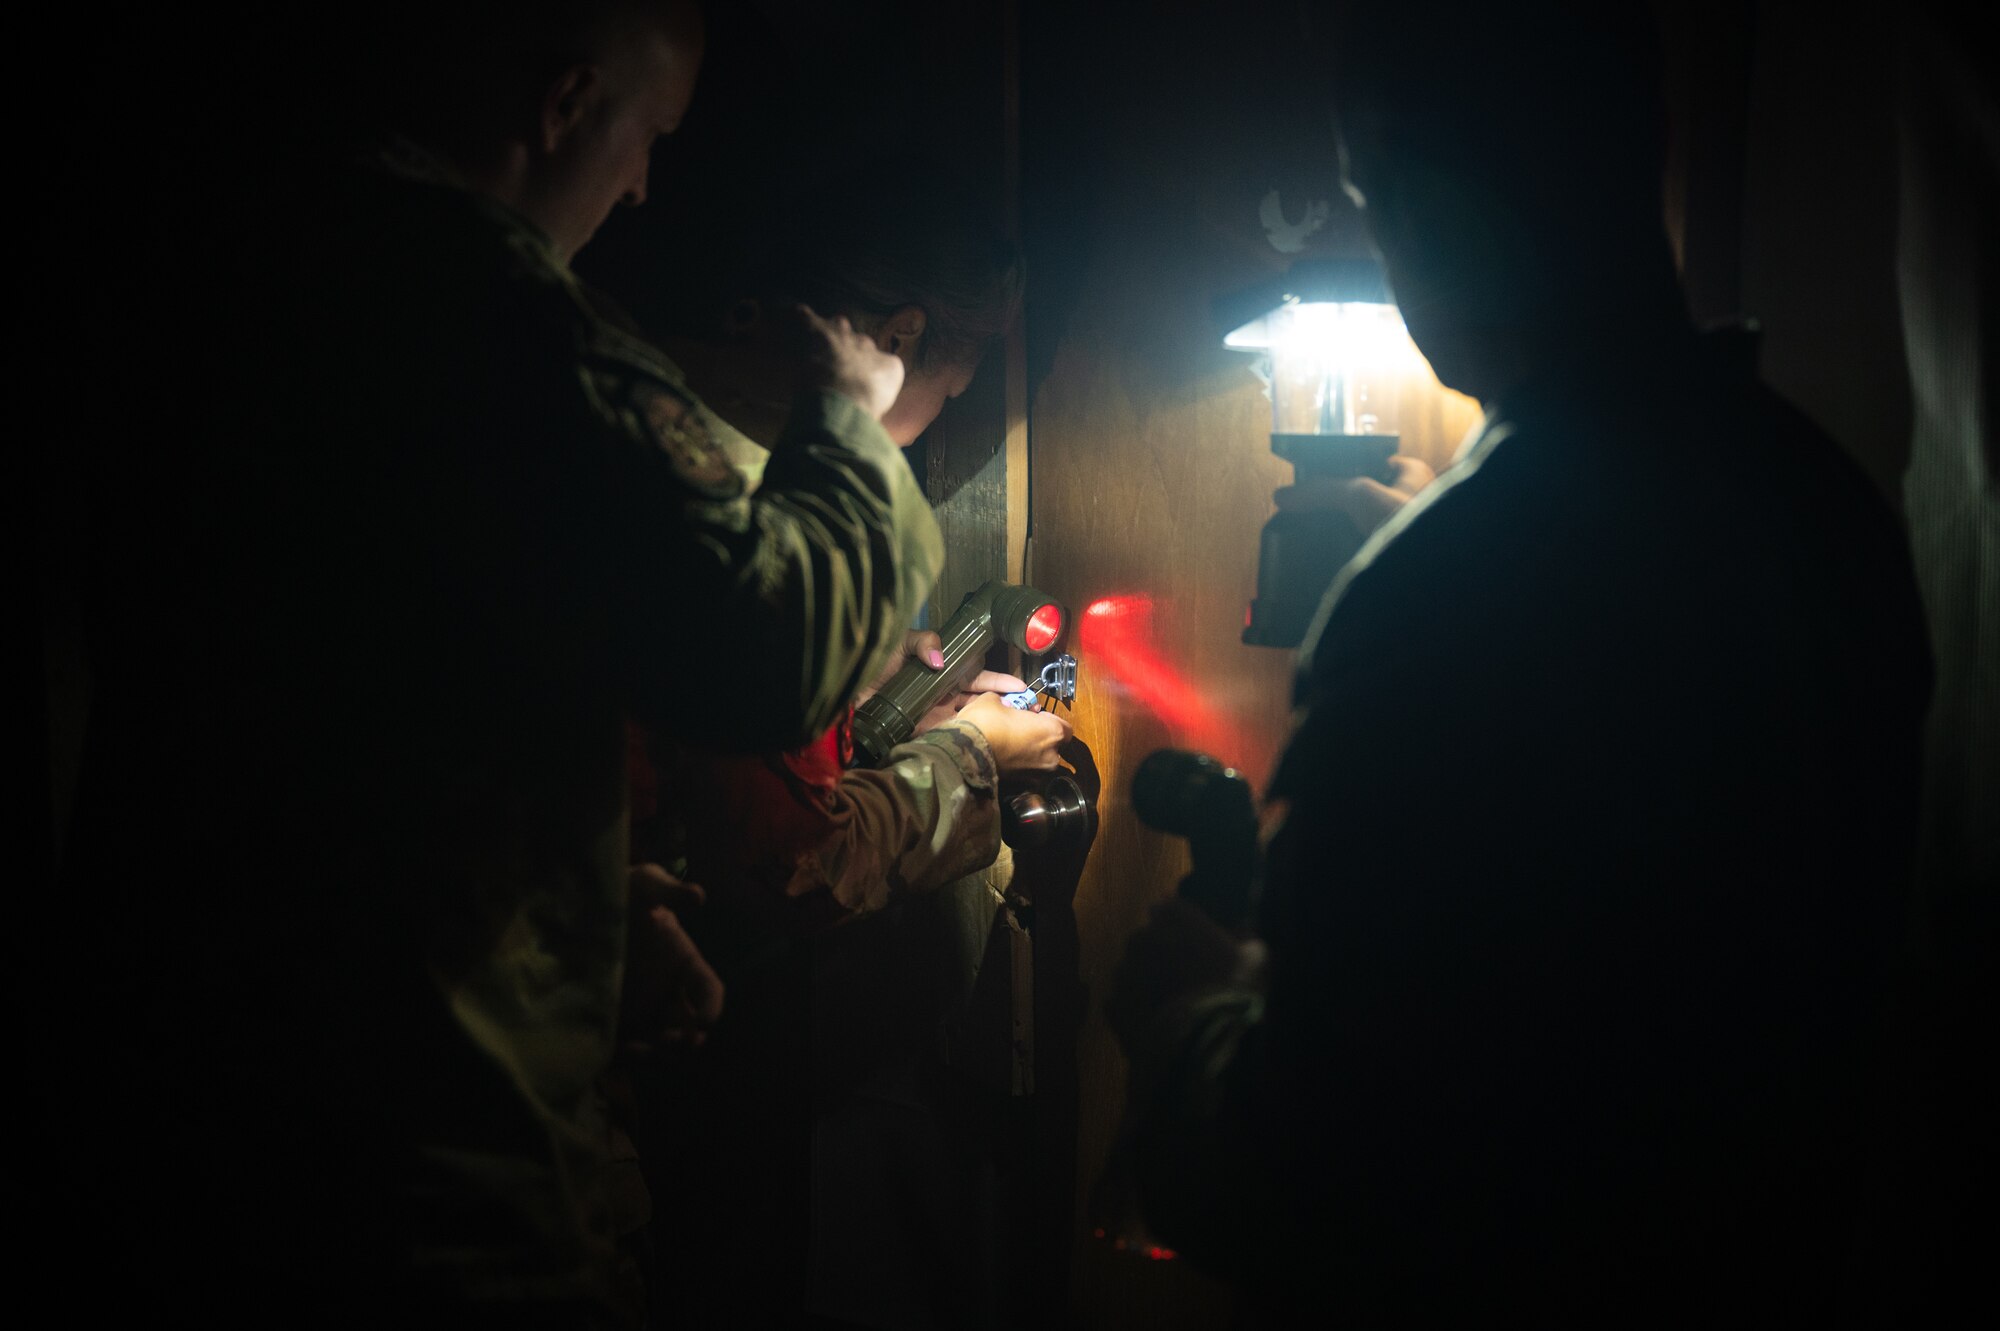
[1218, 257, 1412, 647]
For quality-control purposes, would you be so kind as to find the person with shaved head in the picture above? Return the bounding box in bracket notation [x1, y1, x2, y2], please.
[50, 3, 939, 1323]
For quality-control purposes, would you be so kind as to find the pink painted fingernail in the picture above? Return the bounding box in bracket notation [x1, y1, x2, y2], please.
[927, 649, 945, 669]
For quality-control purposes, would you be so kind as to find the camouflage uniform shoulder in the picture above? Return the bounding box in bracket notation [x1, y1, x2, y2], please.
[562, 280, 746, 502]
[362, 135, 575, 293]
[361, 138, 745, 505]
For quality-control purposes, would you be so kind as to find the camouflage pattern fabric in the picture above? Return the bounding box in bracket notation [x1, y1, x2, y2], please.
[56, 136, 939, 1325]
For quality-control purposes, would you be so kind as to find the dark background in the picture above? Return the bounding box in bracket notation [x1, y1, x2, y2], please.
[30, 2, 1992, 1326]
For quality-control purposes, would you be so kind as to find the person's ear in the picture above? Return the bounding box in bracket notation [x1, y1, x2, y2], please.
[541, 64, 603, 154]
[878, 305, 928, 363]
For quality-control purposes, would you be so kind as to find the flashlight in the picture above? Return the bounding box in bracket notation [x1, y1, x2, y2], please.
[850, 581, 1067, 769]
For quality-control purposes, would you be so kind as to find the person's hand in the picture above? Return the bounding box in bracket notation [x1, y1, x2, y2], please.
[955, 692, 1073, 772]
[619, 864, 724, 1054]
[917, 664, 1035, 734]
[854, 630, 1040, 734]
[856, 630, 949, 707]
[1273, 454, 1437, 536]
[1104, 897, 1255, 1056]
[793, 304, 904, 422]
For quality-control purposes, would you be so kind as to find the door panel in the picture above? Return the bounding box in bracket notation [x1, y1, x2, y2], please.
[1020, 6, 1478, 1322]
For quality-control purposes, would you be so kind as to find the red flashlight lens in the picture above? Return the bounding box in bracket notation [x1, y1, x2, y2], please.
[1024, 604, 1063, 653]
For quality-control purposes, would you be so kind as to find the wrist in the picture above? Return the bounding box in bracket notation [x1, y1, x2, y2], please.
[912, 720, 999, 793]
[788, 389, 889, 447]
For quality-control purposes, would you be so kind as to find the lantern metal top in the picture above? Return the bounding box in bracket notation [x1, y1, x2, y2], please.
[1216, 257, 1397, 350]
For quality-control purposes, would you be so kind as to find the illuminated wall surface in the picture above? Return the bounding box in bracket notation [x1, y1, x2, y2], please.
[1021, 1, 1994, 1319]
[1019, 15, 1479, 1315]
[1033, 295, 1478, 1328]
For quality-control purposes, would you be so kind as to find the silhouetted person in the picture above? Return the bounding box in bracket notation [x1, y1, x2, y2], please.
[1109, 4, 1932, 1324]
[41, 2, 940, 1324]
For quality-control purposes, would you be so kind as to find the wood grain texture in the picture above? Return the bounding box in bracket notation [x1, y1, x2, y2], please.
[925, 352, 1012, 623]
[1018, 8, 1478, 1317]
[1031, 308, 1475, 1331]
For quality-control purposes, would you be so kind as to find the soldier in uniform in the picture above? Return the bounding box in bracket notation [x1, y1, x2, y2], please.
[50, 2, 942, 1325]
[622, 164, 1067, 923]
[597, 166, 1072, 1325]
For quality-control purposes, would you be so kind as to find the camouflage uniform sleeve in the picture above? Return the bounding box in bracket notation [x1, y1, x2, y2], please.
[787, 718, 1003, 917]
[580, 323, 942, 751]
[752, 391, 946, 738]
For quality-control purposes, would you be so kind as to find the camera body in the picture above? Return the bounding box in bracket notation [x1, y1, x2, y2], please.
[1131, 748, 1260, 930]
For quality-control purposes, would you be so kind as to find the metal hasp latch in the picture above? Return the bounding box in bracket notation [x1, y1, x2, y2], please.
[1003, 654, 1078, 711]
[999, 655, 1086, 849]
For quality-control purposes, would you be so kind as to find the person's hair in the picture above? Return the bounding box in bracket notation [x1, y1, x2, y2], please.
[754, 161, 1025, 372]
[371, 0, 701, 138]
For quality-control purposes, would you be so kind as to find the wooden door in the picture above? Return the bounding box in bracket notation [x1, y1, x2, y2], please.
[1018, 5, 1478, 1324]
